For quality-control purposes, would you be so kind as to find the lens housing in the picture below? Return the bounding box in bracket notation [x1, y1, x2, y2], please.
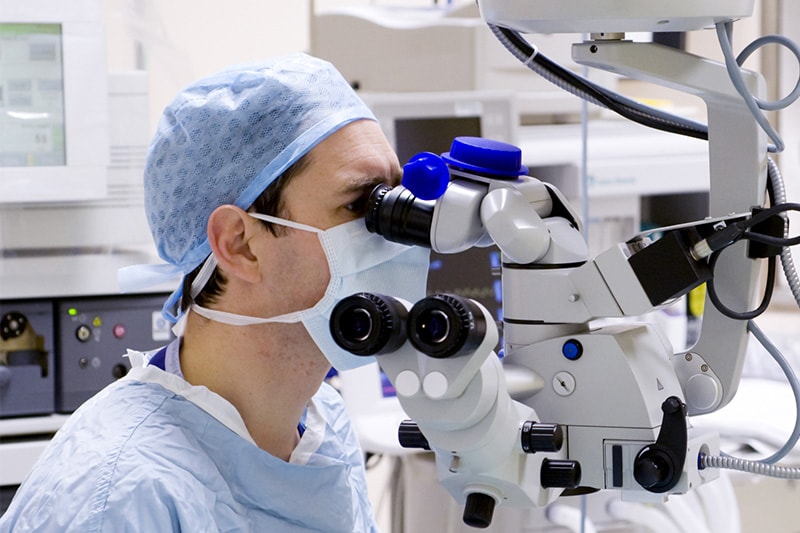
[330, 293, 408, 356]
[408, 294, 487, 358]
[366, 184, 435, 248]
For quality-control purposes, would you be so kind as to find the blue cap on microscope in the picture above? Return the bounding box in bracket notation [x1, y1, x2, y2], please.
[402, 152, 450, 200]
[442, 137, 528, 177]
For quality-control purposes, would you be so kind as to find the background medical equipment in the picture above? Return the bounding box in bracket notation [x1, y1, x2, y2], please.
[312, 2, 618, 118]
[0, 0, 108, 203]
[0, 302, 54, 418]
[0, 0, 175, 512]
[2, 0, 799, 529]
[0, 293, 173, 511]
[328, 0, 800, 529]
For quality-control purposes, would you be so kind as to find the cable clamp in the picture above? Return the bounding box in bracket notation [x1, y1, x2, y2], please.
[523, 44, 539, 66]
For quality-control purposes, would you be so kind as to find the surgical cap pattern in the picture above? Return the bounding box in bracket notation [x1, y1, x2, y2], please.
[145, 53, 376, 276]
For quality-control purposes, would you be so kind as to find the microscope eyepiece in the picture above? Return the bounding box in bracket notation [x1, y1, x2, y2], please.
[408, 294, 487, 358]
[330, 293, 408, 356]
[365, 184, 435, 248]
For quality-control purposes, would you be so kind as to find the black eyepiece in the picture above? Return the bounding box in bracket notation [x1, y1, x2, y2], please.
[365, 184, 435, 248]
[330, 293, 408, 356]
[407, 294, 487, 358]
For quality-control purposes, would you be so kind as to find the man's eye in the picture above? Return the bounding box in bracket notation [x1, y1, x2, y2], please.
[345, 194, 369, 215]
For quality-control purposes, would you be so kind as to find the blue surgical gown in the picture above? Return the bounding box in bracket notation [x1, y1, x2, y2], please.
[0, 345, 378, 532]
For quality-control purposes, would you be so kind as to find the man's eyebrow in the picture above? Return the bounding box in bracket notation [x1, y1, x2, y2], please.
[337, 175, 391, 195]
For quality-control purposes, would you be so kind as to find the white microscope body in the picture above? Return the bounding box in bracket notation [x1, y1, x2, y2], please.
[331, 1, 778, 528]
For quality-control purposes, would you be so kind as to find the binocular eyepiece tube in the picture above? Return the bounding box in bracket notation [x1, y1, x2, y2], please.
[328, 293, 408, 356]
[408, 294, 487, 359]
[330, 292, 489, 359]
[366, 184, 436, 248]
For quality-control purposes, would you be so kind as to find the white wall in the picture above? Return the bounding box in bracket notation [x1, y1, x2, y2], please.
[103, 0, 311, 132]
[102, 0, 774, 139]
[103, 0, 454, 134]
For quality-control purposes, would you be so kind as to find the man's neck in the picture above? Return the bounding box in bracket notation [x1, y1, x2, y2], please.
[179, 313, 331, 461]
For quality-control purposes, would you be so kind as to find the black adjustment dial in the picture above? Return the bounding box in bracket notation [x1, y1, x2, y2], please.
[540, 458, 582, 489]
[1, 312, 27, 341]
[397, 420, 430, 450]
[463, 492, 496, 529]
[521, 421, 563, 453]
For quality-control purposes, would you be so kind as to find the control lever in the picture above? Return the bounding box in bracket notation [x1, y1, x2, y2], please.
[633, 396, 688, 493]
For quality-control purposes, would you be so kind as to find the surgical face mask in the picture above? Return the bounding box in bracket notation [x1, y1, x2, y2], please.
[182, 213, 430, 371]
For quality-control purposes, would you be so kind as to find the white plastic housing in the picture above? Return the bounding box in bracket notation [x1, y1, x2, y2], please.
[479, 0, 755, 34]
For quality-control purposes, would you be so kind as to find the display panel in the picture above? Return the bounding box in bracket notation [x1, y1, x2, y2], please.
[0, 0, 107, 204]
[0, 23, 66, 168]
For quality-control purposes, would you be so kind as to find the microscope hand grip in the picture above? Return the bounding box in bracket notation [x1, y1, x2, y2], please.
[480, 188, 550, 264]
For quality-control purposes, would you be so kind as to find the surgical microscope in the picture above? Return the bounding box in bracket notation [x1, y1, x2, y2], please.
[329, 1, 800, 528]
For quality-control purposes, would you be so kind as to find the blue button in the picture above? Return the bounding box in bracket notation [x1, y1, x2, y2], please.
[562, 339, 583, 360]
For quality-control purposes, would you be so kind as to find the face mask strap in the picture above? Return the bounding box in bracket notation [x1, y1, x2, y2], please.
[190, 214, 320, 301]
[190, 302, 310, 325]
[249, 212, 322, 234]
[191, 254, 219, 299]
[174, 212, 327, 334]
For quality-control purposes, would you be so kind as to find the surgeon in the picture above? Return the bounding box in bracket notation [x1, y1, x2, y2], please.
[0, 53, 429, 531]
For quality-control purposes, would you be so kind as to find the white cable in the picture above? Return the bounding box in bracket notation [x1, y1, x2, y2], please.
[768, 158, 800, 306]
[747, 320, 800, 464]
[693, 470, 741, 533]
[715, 22, 786, 152]
[702, 453, 800, 478]
[737, 34, 800, 112]
[661, 496, 713, 533]
[606, 499, 675, 533]
[545, 503, 597, 533]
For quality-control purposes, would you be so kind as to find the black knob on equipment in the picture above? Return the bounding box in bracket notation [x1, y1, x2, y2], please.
[540, 458, 582, 489]
[397, 420, 430, 450]
[633, 447, 675, 491]
[632, 396, 688, 493]
[463, 492, 496, 529]
[521, 421, 563, 453]
[1, 312, 27, 341]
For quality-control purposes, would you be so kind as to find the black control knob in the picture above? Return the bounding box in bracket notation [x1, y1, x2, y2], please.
[76, 325, 92, 343]
[633, 447, 676, 492]
[540, 458, 581, 489]
[1, 312, 27, 341]
[397, 420, 430, 450]
[633, 396, 688, 493]
[521, 421, 563, 453]
[112, 364, 129, 380]
[463, 492, 496, 529]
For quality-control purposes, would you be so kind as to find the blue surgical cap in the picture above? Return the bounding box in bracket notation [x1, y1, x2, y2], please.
[119, 53, 376, 320]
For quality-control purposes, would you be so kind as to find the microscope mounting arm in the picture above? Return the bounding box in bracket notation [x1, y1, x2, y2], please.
[478, 0, 770, 415]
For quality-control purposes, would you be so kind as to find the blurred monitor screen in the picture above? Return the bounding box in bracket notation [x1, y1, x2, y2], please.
[0, 23, 66, 168]
[0, 0, 108, 204]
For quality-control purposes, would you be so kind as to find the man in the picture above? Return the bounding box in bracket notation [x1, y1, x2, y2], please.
[0, 54, 429, 531]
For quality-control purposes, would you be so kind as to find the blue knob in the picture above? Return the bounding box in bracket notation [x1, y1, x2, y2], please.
[402, 152, 450, 200]
[562, 339, 583, 360]
[442, 137, 528, 178]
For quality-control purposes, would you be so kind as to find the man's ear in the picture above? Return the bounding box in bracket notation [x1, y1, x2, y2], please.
[207, 205, 262, 284]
